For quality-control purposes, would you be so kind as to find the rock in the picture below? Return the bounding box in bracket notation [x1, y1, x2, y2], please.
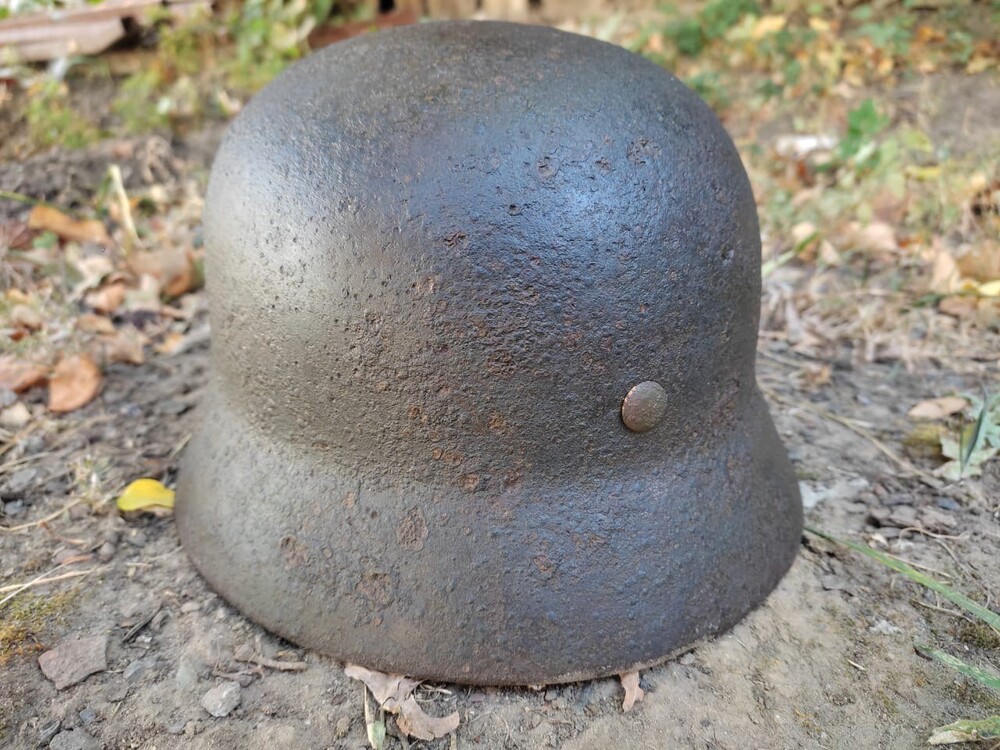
[544, 688, 558, 701]
[334, 716, 351, 738]
[869, 619, 902, 636]
[96, 542, 116, 563]
[3, 467, 38, 499]
[39, 635, 108, 690]
[123, 658, 153, 683]
[919, 507, 956, 534]
[78, 708, 97, 726]
[3, 500, 25, 517]
[39, 719, 61, 743]
[0, 401, 31, 429]
[49, 730, 103, 750]
[200, 681, 241, 718]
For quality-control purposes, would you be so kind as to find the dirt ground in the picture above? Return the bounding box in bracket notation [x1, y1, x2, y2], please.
[2, 10, 1000, 750]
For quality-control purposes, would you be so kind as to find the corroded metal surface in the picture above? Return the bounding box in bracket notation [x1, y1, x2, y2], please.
[177, 20, 803, 686]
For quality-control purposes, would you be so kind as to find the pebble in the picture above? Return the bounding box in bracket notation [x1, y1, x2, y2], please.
[544, 688, 559, 701]
[123, 658, 152, 684]
[334, 716, 351, 738]
[180, 601, 201, 614]
[96, 542, 116, 563]
[4, 467, 38, 498]
[124, 530, 148, 548]
[0, 401, 31, 429]
[39, 719, 62, 743]
[869, 619, 902, 636]
[38, 635, 108, 690]
[22, 434, 46, 455]
[3, 500, 25, 517]
[78, 708, 97, 726]
[201, 681, 242, 718]
[49, 730, 103, 750]
[935, 497, 960, 511]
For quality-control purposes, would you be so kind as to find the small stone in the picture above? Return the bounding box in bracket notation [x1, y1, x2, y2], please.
[820, 575, 854, 595]
[528, 712, 543, 729]
[78, 708, 97, 726]
[123, 659, 150, 683]
[39, 719, 62, 742]
[869, 619, 901, 636]
[166, 719, 187, 735]
[180, 601, 200, 614]
[49, 729, 103, 750]
[4, 467, 38, 498]
[96, 542, 116, 563]
[23, 434, 46, 455]
[124, 530, 147, 548]
[0, 401, 31, 429]
[54, 549, 83, 565]
[544, 688, 558, 701]
[919, 508, 956, 534]
[200, 681, 241, 718]
[678, 652, 697, 666]
[334, 716, 351, 738]
[887, 505, 919, 528]
[38, 635, 108, 690]
[3, 500, 25, 517]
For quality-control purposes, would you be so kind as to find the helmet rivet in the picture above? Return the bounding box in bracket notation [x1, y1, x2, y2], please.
[622, 381, 668, 433]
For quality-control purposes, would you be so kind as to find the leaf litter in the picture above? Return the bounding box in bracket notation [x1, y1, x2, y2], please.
[345, 664, 460, 742]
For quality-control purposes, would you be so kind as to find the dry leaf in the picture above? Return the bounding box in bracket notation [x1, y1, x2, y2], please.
[85, 282, 127, 315]
[11, 304, 43, 330]
[908, 396, 968, 420]
[854, 221, 898, 254]
[117, 478, 175, 511]
[103, 328, 146, 365]
[48, 354, 102, 413]
[77, 314, 116, 335]
[0, 356, 48, 392]
[750, 14, 786, 39]
[128, 247, 195, 298]
[345, 665, 460, 741]
[396, 696, 461, 741]
[70, 255, 115, 300]
[620, 670, 645, 712]
[28, 204, 110, 245]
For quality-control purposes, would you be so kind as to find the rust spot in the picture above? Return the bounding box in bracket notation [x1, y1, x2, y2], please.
[443, 231, 467, 249]
[356, 571, 393, 607]
[488, 413, 509, 434]
[407, 404, 424, 419]
[396, 507, 429, 551]
[343, 491, 357, 509]
[503, 470, 522, 488]
[462, 474, 481, 492]
[373, 380, 389, 393]
[432, 447, 443, 460]
[279, 535, 310, 568]
[532, 555, 556, 579]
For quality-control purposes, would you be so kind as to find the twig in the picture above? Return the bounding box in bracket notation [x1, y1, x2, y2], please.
[122, 604, 162, 643]
[912, 599, 965, 619]
[108, 164, 140, 253]
[761, 384, 940, 487]
[0, 566, 97, 605]
[0, 498, 82, 533]
[233, 646, 307, 671]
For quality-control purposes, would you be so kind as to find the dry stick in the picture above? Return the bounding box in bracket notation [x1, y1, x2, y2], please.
[0, 565, 96, 605]
[108, 164, 140, 253]
[0, 498, 82, 533]
[760, 384, 940, 487]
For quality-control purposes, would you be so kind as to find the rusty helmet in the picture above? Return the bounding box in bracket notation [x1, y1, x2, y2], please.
[177, 20, 802, 686]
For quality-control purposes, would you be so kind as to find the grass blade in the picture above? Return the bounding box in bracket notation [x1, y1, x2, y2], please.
[960, 393, 992, 475]
[917, 646, 1000, 693]
[805, 527, 1000, 632]
[928, 716, 1000, 745]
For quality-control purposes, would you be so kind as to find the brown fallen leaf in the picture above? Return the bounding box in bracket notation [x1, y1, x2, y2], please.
[28, 204, 110, 245]
[396, 696, 461, 741]
[85, 282, 127, 315]
[128, 247, 195, 298]
[102, 327, 146, 365]
[0, 356, 48, 392]
[345, 664, 460, 741]
[908, 396, 968, 421]
[48, 354, 102, 413]
[620, 670, 645, 712]
[10, 304, 43, 331]
[77, 313, 116, 335]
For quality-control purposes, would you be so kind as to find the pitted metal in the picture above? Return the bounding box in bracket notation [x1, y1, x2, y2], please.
[177, 20, 803, 686]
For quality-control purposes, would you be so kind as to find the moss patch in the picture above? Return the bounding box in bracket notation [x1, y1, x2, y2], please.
[0, 591, 76, 665]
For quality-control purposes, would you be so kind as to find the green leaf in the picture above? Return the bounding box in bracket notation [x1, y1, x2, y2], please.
[805, 528, 1000, 633]
[928, 716, 1000, 745]
[916, 646, 1000, 693]
[961, 393, 993, 475]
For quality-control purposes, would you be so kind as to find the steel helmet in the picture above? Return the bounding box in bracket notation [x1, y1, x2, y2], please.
[177, 20, 803, 685]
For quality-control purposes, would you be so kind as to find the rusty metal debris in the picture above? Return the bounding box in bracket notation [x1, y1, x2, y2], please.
[177, 20, 803, 685]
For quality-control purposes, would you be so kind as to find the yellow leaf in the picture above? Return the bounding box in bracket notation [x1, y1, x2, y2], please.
[978, 280, 1000, 297]
[117, 478, 175, 512]
[904, 165, 942, 181]
[751, 14, 786, 40]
